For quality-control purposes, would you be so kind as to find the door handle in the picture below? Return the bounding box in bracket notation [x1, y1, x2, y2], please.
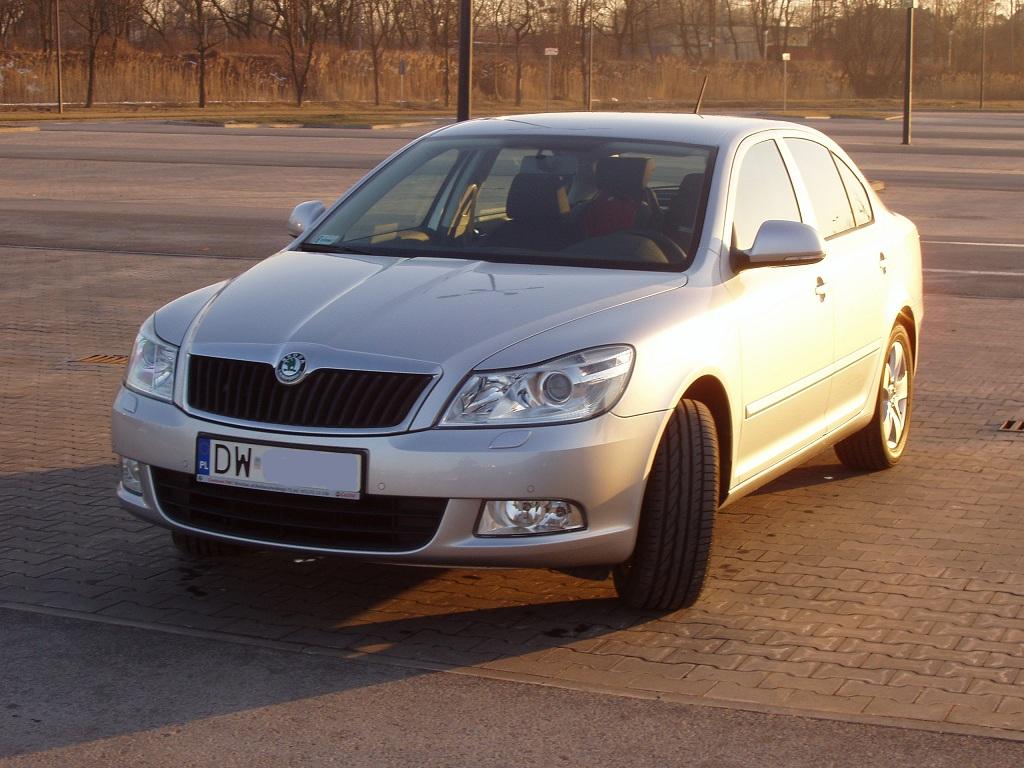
[815, 276, 827, 300]
[879, 252, 888, 274]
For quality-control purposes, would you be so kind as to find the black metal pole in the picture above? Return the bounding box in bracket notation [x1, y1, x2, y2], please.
[902, 5, 914, 146]
[456, 0, 472, 122]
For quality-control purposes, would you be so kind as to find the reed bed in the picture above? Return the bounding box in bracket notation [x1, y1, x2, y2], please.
[1, 47, 1020, 108]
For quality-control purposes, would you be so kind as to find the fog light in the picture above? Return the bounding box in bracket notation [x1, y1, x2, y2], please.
[120, 457, 144, 495]
[477, 500, 585, 536]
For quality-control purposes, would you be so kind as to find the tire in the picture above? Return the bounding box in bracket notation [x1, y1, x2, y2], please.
[614, 399, 719, 611]
[171, 531, 247, 559]
[835, 324, 914, 471]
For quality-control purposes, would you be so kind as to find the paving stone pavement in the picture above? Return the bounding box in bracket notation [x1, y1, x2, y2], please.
[2, 248, 1024, 738]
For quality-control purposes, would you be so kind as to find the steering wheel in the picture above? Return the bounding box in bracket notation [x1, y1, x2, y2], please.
[627, 229, 689, 264]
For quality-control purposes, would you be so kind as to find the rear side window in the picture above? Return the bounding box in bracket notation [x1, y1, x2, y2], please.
[785, 138, 855, 239]
[833, 154, 873, 227]
[732, 140, 801, 252]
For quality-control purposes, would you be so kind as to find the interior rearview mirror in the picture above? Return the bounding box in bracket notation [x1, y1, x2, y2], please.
[288, 201, 327, 238]
[736, 220, 826, 269]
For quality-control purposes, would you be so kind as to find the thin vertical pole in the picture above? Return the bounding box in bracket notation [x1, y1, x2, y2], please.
[55, 0, 64, 113]
[546, 55, 552, 111]
[979, 0, 987, 110]
[902, 5, 914, 146]
[782, 58, 788, 111]
[456, 0, 472, 121]
[586, 17, 594, 111]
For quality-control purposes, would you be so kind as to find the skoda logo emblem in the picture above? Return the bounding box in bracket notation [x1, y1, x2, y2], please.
[276, 352, 307, 385]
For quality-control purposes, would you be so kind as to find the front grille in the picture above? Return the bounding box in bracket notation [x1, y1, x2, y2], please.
[188, 355, 432, 429]
[152, 468, 446, 552]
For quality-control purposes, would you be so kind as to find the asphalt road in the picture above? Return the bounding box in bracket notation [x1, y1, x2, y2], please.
[2, 112, 1023, 765]
[1, 112, 1022, 298]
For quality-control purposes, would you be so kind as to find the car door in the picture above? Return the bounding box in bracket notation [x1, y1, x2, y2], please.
[784, 138, 886, 432]
[725, 137, 835, 484]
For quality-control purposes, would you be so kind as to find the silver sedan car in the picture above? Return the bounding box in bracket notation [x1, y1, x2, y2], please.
[112, 113, 922, 610]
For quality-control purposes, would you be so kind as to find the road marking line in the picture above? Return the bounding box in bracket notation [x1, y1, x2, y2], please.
[923, 240, 1024, 249]
[924, 268, 1024, 277]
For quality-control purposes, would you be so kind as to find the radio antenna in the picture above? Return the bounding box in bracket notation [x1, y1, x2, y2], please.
[693, 75, 709, 115]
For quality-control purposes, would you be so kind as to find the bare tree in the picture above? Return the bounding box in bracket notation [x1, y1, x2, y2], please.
[508, 0, 535, 104]
[832, 0, 904, 96]
[0, 0, 27, 47]
[266, 0, 322, 105]
[180, 0, 219, 106]
[66, 0, 111, 107]
[211, 0, 267, 39]
[364, 0, 396, 105]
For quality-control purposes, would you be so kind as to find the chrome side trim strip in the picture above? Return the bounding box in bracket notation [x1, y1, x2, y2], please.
[744, 341, 881, 419]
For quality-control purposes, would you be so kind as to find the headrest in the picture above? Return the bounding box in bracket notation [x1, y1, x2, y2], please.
[505, 173, 570, 221]
[595, 157, 654, 200]
[667, 173, 705, 228]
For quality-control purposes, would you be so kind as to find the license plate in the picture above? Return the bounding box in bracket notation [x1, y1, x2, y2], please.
[196, 437, 362, 500]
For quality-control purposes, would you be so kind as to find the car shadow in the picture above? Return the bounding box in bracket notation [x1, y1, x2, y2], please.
[0, 464, 658, 756]
[750, 449, 862, 495]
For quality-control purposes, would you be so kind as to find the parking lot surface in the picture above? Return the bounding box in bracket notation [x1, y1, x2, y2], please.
[2, 113, 1023, 757]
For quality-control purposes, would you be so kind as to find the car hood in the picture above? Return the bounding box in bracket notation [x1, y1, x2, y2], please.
[183, 250, 684, 373]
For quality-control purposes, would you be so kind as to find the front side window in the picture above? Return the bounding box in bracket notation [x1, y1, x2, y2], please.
[304, 136, 716, 272]
[732, 139, 801, 252]
[786, 138, 856, 239]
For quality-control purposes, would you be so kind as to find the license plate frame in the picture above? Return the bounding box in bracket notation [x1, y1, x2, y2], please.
[195, 434, 364, 500]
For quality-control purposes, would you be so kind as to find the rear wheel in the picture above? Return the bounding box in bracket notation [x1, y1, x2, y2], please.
[835, 324, 914, 471]
[171, 531, 248, 559]
[614, 399, 719, 611]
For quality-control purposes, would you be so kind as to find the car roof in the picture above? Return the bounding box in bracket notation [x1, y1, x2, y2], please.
[434, 112, 801, 147]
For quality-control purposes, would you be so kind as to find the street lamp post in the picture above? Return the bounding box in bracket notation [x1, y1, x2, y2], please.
[902, 0, 915, 146]
[456, 0, 472, 121]
[979, 0, 987, 110]
[54, 0, 64, 114]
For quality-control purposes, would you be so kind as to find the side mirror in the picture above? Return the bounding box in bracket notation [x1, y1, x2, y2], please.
[735, 220, 826, 269]
[287, 200, 327, 237]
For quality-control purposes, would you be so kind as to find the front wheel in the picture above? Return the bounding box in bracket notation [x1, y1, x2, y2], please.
[614, 399, 719, 611]
[835, 324, 914, 471]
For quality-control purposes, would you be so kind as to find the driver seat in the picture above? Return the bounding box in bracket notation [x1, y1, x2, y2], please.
[484, 173, 575, 251]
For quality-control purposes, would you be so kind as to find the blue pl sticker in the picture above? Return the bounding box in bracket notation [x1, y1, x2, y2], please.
[312, 234, 340, 245]
[196, 438, 211, 476]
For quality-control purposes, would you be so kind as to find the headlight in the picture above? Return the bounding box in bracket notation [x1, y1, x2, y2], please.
[125, 316, 178, 402]
[441, 345, 634, 427]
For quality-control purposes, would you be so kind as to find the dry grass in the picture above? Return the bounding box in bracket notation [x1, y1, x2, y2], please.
[2, 46, 1022, 113]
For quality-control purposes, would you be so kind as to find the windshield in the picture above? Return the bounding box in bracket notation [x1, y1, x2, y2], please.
[303, 135, 716, 272]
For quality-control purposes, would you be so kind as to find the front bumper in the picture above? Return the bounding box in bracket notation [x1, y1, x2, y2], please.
[112, 387, 666, 568]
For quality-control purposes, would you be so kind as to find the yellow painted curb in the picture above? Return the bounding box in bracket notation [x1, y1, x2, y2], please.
[0, 125, 41, 133]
